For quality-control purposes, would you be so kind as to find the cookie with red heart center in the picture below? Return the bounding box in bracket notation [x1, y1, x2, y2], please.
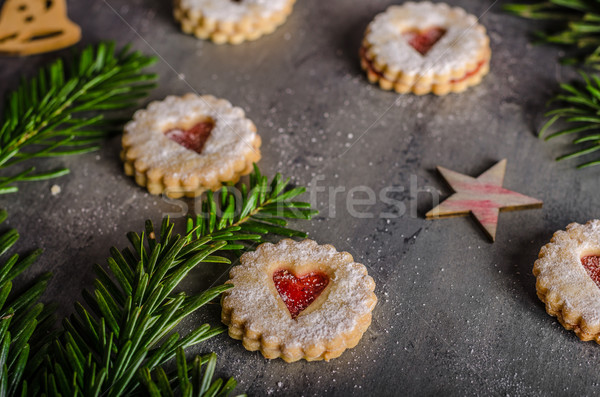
[173, 0, 296, 45]
[121, 94, 261, 198]
[534, 220, 600, 342]
[360, 2, 491, 95]
[221, 239, 377, 362]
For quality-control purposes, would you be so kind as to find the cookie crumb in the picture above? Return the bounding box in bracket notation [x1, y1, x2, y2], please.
[50, 185, 61, 195]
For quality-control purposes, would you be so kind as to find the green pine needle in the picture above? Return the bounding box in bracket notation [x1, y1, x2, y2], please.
[32, 167, 317, 396]
[187, 164, 319, 254]
[0, 42, 157, 194]
[540, 70, 600, 167]
[141, 348, 245, 397]
[504, 0, 600, 67]
[0, 209, 54, 396]
[37, 218, 235, 396]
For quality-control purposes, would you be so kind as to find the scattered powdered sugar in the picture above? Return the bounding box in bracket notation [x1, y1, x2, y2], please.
[224, 239, 377, 348]
[366, 2, 488, 76]
[123, 94, 258, 181]
[50, 184, 61, 195]
[535, 220, 600, 327]
[180, 0, 290, 22]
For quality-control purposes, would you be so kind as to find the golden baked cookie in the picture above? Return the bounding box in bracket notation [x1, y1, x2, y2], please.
[121, 94, 261, 198]
[360, 2, 491, 95]
[173, 0, 296, 45]
[221, 239, 377, 362]
[534, 220, 600, 342]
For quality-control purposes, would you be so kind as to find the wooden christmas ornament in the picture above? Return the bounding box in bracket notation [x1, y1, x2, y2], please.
[0, 0, 81, 56]
[426, 159, 543, 241]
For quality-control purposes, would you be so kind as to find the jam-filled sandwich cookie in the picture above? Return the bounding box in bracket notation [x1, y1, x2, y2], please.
[535, 220, 600, 342]
[360, 2, 491, 96]
[121, 94, 261, 198]
[221, 239, 377, 362]
[173, 0, 296, 45]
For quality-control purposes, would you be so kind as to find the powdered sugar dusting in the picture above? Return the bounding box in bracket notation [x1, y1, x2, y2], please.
[123, 94, 258, 182]
[180, 0, 290, 22]
[535, 220, 600, 328]
[366, 2, 488, 76]
[223, 239, 377, 349]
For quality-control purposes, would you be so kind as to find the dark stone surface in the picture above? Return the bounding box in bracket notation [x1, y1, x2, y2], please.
[0, 0, 597, 395]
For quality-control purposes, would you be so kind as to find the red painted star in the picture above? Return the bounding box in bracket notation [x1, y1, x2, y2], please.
[426, 159, 543, 241]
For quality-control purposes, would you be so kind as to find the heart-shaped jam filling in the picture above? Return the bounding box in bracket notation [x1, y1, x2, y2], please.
[273, 269, 329, 319]
[165, 119, 215, 154]
[403, 27, 447, 56]
[582, 255, 600, 288]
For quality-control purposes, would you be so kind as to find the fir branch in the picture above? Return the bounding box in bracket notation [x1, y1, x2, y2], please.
[0, 209, 55, 396]
[504, 0, 600, 67]
[0, 42, 157, 194]
[539, 70, 600, 168]
[187, 164, 319, 254]
[35, 167, 317, 396]
[141, 348, 243, 397]
[39, 220, 232, 397]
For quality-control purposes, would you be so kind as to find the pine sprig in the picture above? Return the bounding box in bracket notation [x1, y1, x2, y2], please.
[540, 70, 600, 168]
[187, 164, 319, 253]
[39, 219, 232, 397]
[141, 349, 243, 397]
[33, 167, 317, 396]
[0, 41, 157, 194]
[0, 209, 55, 396]
[504, 0, 600, 67]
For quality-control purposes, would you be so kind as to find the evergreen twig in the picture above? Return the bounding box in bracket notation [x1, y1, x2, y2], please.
[187, 164, 319, 254]
[0, 209, 55, 396]
[539, 70, 600, 168]
[34, 167, 317, 396]
[0, 42, 157, 194]
[38, 217, 233, 396]
[504, 0, 600, 67]
[141, 348, 244, 397]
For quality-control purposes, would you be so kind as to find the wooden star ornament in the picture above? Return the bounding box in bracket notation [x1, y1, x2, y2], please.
[426, 159, 543, 242]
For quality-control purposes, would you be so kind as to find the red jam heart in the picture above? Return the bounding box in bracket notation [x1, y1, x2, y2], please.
[582, 255, 600, 288]
[273, 269, 329, 319]
[403, 27, 447, 56]
[165, 120, 215, 154]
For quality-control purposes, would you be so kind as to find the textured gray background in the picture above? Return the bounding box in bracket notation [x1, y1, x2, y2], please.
[1, 0, 599, 395]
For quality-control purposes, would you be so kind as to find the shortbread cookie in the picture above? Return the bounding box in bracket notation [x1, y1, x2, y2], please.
[221, 239, 377, 362]
[360, 2, 491, 95]
[173, 0, 296, 45]
[534, 220, 600, 342]
[121, 94, 261, 198]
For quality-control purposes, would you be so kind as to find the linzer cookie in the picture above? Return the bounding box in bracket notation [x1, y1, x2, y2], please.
[534, 220, 600, 342]
[173, 0, 296, 45]
[121, 94, 261, 198]
[221, 239, 377, 362]
[360, 2, 491, 95]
